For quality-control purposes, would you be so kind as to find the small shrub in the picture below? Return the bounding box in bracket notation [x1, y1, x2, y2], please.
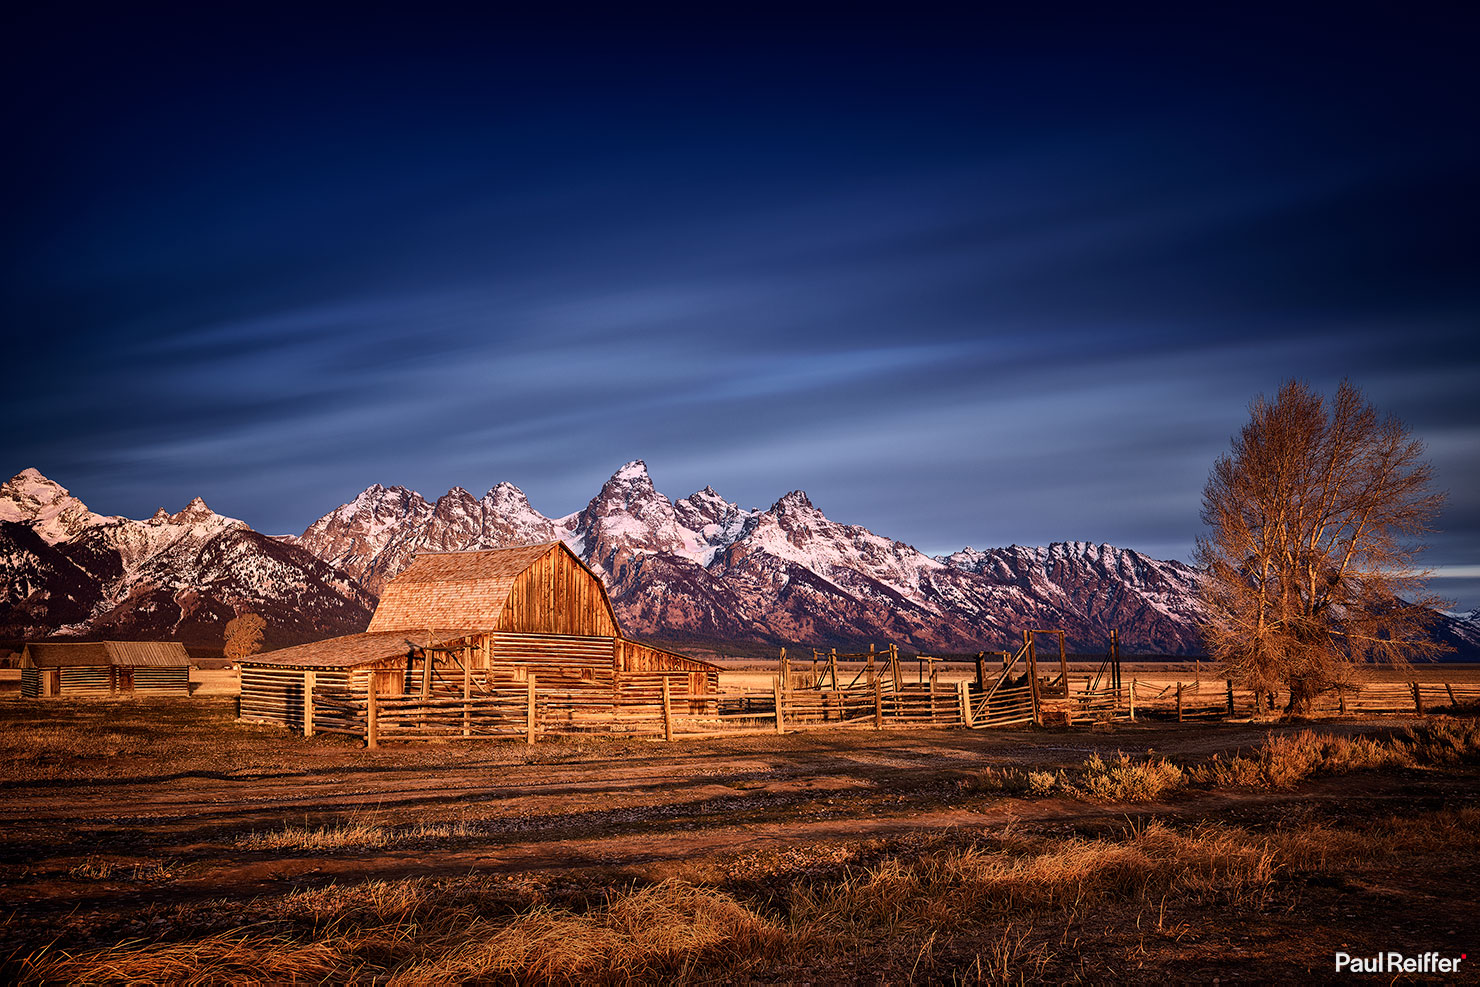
[1189, 731, 1413, 789]
[1073, 753, 1184, 802]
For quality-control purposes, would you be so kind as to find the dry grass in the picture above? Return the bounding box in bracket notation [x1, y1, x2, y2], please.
[67, 857, 176, 882]
[1191, 719, 1480, 788]
[19, 807, 1480, 984]
[959, 720, 1480, 804]
[788, 819, 1283, 936]
[1074, 752, 1185, 801]
[18, 879, 783, 985]
[235, 817, 479, 851]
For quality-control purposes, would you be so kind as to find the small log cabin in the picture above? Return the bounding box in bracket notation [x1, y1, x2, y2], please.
[20, 641, 192, 698]
[239, 542, 720, 730]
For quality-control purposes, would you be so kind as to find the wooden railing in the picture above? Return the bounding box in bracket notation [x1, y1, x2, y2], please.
[299, 671, 1480, 747]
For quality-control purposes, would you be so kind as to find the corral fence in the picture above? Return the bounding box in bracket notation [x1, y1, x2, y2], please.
[1100, 677, 1480, 722]
[293, 635, 1480, 747]
[304, 673, 1010, 747]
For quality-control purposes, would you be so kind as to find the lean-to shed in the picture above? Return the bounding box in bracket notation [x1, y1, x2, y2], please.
[238, 542, 720, 730]
[20, 641, 191, 698]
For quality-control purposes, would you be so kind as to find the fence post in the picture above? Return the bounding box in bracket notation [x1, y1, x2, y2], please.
[422, 633, 432, 698]
[1339, 687, 1346, 715]
[463, 655, 471, 739]
[1176, 682, 1184, 722]
[1446, 683, 1458, 707]
[526, 673, 537, 744]
[1411, 682, 1424, 716]
[930, 667, 939, 722]
[303, 670, 315, 738]
[661, 676, 674, 742]
[773, 677, 785, 735]
[874, 678, 883, 728]
[366, 675, 378, 750]
[1128, 678, 1136, 721]
[958, 680, 972, 728]
[1025, 634, 1042, 726]
[1226, 679, 1234, 717]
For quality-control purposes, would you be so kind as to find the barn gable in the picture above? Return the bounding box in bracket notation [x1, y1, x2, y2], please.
[366, 542, 620, 638]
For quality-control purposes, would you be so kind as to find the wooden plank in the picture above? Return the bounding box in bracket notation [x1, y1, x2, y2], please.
[367, 675, 378, 749]
[303, 670, 315, 737]
[661, 676, 673, 742]
[526, 673, 537, 744]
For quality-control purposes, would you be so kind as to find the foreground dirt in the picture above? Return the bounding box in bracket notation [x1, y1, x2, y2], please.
[1, 698, 1477, 982]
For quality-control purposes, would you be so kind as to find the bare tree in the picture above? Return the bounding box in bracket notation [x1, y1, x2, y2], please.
[224, 612, 266, 663]
[1195, 380, 1448, 712]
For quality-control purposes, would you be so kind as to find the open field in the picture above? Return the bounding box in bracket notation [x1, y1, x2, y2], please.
[1, 698, 1478, 981]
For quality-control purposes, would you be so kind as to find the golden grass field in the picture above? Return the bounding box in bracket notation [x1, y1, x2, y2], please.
[0, 693, 1477, 982]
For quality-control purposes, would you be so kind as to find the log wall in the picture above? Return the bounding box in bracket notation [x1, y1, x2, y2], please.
[131, 666, 190, 695]
[240, 667, 353, 728]
[59, 666, 112, 696]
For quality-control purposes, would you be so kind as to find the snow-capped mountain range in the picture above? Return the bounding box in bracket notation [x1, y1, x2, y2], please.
[0, 469, 373, 647]
[285, 461, 1217, 653]
[5, 463, 1477, 656]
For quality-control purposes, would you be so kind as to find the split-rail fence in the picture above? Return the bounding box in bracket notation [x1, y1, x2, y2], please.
[289, 633, 1480, 747]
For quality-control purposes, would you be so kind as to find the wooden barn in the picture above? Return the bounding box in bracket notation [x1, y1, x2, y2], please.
[20, 642, 192, 698]
[238, 542, 720, 731]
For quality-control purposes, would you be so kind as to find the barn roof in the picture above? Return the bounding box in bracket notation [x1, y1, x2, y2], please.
[243, 629, 477, 669]
[22, 643, 111, 667]
[367, 542, 595, 633]
[22, 641, 191, 668]
[103, 641, 192, 667]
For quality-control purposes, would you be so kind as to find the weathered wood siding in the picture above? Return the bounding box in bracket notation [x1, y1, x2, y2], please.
[484, 632, 617, 693]
[615, 638, 717, 675]
[59, 666, 112, 696]
[131, 666, 190, 695]
[240, 667, 353, 728]
[20, 668, 39, 699]
[494, 548, 620, 637]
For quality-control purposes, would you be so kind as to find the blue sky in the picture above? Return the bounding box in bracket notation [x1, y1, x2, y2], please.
[4, 5, 1478, 606]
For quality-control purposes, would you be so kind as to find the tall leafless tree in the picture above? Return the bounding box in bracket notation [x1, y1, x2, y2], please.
[1195, 380, 1448, 712]
[224, 612, 266, 663]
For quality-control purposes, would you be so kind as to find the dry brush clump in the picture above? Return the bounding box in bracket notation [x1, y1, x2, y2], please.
[235, 817, 480, 852]
[958, 721, 1480, 806]
[21, 807, 1480, 984]
[788, 820, 1282, 938]
[1190, 720, 1480, 789]
[16, 879, 784, 985]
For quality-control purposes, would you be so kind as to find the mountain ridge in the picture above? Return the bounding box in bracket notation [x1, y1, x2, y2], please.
[5, 464, 1477, 658]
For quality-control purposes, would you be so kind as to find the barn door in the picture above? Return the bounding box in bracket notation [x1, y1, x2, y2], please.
[117, 667, 134, 693]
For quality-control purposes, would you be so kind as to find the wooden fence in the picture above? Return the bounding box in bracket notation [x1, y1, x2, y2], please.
[1117, 678, 1480, 721]
[292, 668, 1480, 748]
[298, 670, 1055, 747]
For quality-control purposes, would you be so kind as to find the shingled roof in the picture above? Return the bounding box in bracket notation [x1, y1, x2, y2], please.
[21, 641, 191, 668]
[367, 542, 585, 633]
[244, 629, 477, 669]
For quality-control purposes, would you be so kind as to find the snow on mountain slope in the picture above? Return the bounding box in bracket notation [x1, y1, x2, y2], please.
[0, 470, 372, 647]
[0, 468, 110, 544]
[292, 462, 1223, 653]
[15, 462, 1471, 657]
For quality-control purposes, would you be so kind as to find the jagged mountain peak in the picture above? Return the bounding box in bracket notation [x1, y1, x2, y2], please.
[771, 490, 814, 514]
[592, 460, 663, 507]
[486, 480, 526, 498]
[612, 460, 651, 482]
[170, 496, 215, 523]
[1, 468, 109, 544]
